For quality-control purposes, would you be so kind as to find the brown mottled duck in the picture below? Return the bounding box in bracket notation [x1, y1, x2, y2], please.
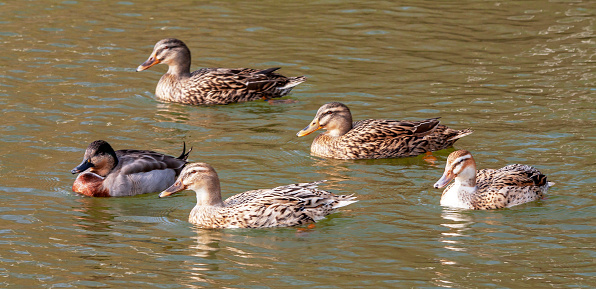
[296, 102, 473, 159]
[137, 38, 306, 105]
[159, 163, 357, 229]
[434, 150, 553, 210]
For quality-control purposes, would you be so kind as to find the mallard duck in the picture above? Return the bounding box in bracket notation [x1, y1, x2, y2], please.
[159, 163, 357, 228]
[71, 140, 191, 197]
[136, 38, 307, 105]
[296, 102, 473, 159]
[434, 150, 553, 209]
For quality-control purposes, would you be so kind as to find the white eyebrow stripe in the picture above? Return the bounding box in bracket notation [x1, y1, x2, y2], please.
[453, 154, 471, 164]
[191, 167, 210, 172]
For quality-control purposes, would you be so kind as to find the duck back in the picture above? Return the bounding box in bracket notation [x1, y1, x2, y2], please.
[471, 165, 549, 209]
[311, 119, 472, 159]
[188, 181, 356, 228]
[157, 67, 306, 105]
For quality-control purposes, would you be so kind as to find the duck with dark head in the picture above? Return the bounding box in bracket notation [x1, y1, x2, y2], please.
[71, 140, 191, 197]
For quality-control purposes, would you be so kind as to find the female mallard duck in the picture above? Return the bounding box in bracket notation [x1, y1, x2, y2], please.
[71, 140, 192, 197]
[136, 38, 307, 105]
[296, 102, 473, 159]
[159, 163, 357, 229]
[434, 150, 553, 210]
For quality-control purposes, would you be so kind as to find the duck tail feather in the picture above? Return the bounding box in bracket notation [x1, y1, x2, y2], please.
[333, 194, 358, 209]
[280, 76, 307, 89]
[447, 128, 474, 141]
[178, 142, 193, 161]
[413, 118, 441, 136]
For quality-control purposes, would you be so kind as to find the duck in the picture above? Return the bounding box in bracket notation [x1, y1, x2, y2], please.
[136, 38, 307, 105]
[296, 102, 473, 159]
[159, 163, 357, 228]
[434, 150, 553, 210]
[71, 140, 192, 197]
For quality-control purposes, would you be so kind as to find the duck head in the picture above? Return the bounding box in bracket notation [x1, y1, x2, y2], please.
[434, 150, 477, 189]
[136, 38, 191, 74]
[159, 163, 223, 206]
[71, 140, 118, 177]
[297, 102, 353, 137]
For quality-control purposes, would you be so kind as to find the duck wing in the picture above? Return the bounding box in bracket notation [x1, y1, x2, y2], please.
[184, 67, 305, 104]
[333, 118, 440, 158]
[217, 181, 356, 228]
[473, 165, 548, 209]
[482, 165, 548, 188]
[116, 149, 188, 175]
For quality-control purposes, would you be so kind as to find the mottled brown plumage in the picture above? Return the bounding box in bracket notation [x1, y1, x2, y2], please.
[434, 150, 553, 210]
[71, 140, 191, 197]
[296, 102, 473, 159]
[159, 163, 357, 229]
[137, 38, 306, 105]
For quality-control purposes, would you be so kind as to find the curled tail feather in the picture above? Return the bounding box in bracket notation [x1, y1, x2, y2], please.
[177, 142, 193, 160]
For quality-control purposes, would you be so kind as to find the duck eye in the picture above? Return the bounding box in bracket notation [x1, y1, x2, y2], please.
[324, 111, 333, 115]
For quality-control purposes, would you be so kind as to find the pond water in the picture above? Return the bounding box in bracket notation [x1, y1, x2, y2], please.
[0, 0, 594, 288]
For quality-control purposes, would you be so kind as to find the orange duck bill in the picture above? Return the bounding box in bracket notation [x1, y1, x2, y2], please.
[136, 53, 161, 72]
[296, 119, 322, 137]
[159, 181, 187, 198]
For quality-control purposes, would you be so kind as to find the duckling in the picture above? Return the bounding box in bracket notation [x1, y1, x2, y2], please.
[71, 140, 191, 197]
[296, 102, 473, 159]
[434, 150, 553, 209]
[136, 38, 306, 105]
[159, 163, 357, 228]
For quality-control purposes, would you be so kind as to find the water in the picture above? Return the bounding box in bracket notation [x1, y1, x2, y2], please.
[0, 0, 594, 288]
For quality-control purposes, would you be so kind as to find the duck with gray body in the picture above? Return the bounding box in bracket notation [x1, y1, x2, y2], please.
[71, 140, 191, 197]
[297, 102, 473, 160]
[434, 150, 553, 210]
[159, 162, 357, 229]
[137, 38, 306, 105]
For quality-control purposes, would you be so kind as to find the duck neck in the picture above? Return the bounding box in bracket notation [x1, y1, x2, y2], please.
[163, 46, 192, 78]
[194, 176, 224, 207]
[167, 62, 191, 79]
[455, 175, 476, 188]
[453, 165, 478, 199]
[326, 117, 353, 137]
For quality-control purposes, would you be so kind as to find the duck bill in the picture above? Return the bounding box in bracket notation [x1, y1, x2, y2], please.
[434, 171, 454, 189]
[136, 53, 160, 72]
[71, 159, 93, 174]
[159, 181, 187, 198]
[296, 119, 321, 137]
